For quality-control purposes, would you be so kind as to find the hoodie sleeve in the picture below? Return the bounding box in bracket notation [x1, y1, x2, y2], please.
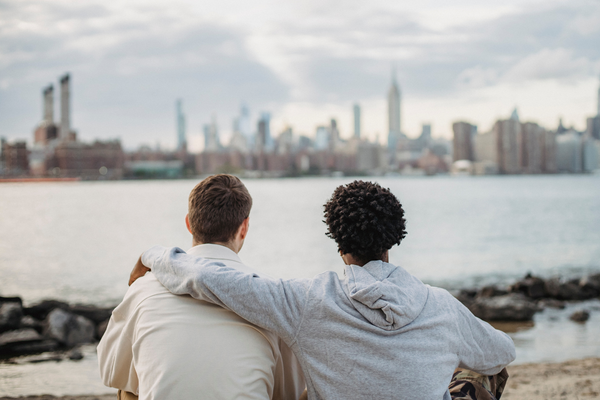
[453, 298, 516, 375]
[143, 246, 312, 344]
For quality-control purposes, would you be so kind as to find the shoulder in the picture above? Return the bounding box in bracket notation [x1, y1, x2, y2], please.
[112, 273, 170, 320]
[422, 285, 468, 313]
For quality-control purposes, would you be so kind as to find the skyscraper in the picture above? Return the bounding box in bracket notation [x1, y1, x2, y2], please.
[257, 112, 272, 151]
[387, 68, 401, 152]
[176, 99, 186, 151]
[453, 122, 475, 161]
[59, 74, 70, 140]
[239, 103, 253, 143]
[597, 75, 600, 116]
[353, 104, 361, 139]
[203, 115, 220, 152]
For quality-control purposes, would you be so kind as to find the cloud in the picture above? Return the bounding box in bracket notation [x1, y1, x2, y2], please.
[503, 48, 594, 83]
[0, 0, 288, 148]
[0, 0, 599, 145]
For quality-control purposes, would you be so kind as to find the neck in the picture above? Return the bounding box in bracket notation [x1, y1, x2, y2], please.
[342, 251, 389, 267]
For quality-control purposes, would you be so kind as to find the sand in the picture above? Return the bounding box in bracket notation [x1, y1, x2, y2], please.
[1, 358, 599, 399]
[503, 357, 600, 399]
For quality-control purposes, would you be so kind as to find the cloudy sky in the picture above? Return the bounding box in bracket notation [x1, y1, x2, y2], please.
[1, 0, 599, 151]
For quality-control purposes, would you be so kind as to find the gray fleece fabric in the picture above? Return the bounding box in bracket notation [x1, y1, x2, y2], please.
[143, 246, 516, 400]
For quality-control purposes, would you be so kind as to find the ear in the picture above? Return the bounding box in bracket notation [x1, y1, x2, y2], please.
[185, 214, 192, 234]
[239, 217, 250, 240]
[340, 251, 350, 265]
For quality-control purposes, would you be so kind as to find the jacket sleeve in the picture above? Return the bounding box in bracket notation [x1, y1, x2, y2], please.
[453, 298, 516, 375]
[96, 301, 139, 394]
[143, 246, 312, 345]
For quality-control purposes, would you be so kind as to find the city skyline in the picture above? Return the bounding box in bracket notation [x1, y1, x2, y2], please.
[1, 0, 600, 151]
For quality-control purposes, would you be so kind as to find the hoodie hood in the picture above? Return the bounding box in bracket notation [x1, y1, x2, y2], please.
[344, 260, 429, 331]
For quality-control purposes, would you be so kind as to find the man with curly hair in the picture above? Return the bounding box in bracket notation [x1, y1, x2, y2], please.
[131, 180, 515, 400]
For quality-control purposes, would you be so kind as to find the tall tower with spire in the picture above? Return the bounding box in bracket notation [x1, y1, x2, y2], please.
[387, 67, 401, 153]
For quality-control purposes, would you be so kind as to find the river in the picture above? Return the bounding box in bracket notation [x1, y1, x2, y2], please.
[1, 175, 599, 395]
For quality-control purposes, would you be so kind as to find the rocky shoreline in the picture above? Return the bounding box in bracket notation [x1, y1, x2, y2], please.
[454, 272, 600, 322]
[1, 271, 599, 361]
[0, 298, 114, 360]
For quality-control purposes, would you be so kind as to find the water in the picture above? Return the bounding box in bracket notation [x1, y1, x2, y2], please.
[1, 175, 600, 395]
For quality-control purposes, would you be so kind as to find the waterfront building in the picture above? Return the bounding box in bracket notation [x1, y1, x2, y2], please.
[353, 104, 361, 139]
[329, 119, 340, 151]
[229, 129, 249, 154]
[586, 117, 600, 140]
[356, 140, 385, 172]
[203, 116, 220, 152]
[521, 122, 544, 174]
[583, 136, 599, 172]
[387, 69, 401, 155]
[257, 112, 273, 152]
[473, 131, 499, 175]
[34, 85, 58, 146]
[277, 127, 294, 155]
[597, 76, 600, 117]
[315, 126, 329, 151]
[238, 103, 254, 145]
[493, 110, 522, 174]
[176, 99, 187, 152]
[47, 139, 124, 179]
[0, 140, 29, 176]
[541, 130, 557, 173]
[452, 121, 475, 161]
[556, 130, 583, 173]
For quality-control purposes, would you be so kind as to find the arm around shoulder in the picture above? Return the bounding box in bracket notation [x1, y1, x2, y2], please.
[143, 246, 313, 344]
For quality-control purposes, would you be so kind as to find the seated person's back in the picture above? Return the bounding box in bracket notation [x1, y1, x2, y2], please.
[97, 174, 304, 399]
[99, 247, 301, 399]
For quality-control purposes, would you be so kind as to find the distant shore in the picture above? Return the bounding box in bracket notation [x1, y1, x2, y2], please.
[1, 358, 598, 400]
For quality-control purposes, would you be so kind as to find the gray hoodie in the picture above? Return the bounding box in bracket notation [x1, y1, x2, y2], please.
[143, 246, 515, 400]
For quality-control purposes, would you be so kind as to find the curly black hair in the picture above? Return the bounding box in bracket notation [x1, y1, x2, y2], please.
[323, 180, 407, 264]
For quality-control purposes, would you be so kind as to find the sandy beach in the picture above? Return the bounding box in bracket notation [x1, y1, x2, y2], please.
[0, 357, 598, 400]
[503, 357, 600, 399]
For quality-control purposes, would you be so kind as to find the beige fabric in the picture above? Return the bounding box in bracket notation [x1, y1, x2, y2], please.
[98, 244, 305, 400]
[117, 390, 138, 400]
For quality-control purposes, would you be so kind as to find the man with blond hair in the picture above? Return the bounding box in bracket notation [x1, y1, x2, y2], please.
[98, 174, 305, 399]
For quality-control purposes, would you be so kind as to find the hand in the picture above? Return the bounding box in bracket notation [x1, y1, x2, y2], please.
[129, 255, 150, 286]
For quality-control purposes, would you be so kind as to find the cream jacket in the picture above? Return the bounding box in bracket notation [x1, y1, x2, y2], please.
[97, 244, 305, 400]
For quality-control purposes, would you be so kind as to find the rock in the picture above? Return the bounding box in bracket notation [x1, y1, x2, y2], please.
[469, 293, 540, 321]
[44, 308, 95, 347]
[510, 274, 547, 299]
[0, 302, 23, 333]
[23, 300, 70, 320]
[68, 348, 84, 360]
[579, 274, 600, 298]
[0, 296, 23, 306]
[537, 298, 566, 309]
[97, 319, 109, 340]
[0, 328, 54, 356]
[20, 315, 44, 333]
[544, 277, 594, 301]
[0, 328, 43, 346]
[454, 289, 477, 307]
[70, 304, 114, 324]
[570, 310, 590, 322]
[7, 339, 59, 356]
[477, 286, 508, 298]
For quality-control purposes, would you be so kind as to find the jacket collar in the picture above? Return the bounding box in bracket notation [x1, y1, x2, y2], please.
[187, 244, 243, 265]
